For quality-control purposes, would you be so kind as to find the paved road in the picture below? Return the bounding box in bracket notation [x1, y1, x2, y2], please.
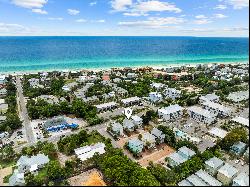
[16, 76, 36, 144]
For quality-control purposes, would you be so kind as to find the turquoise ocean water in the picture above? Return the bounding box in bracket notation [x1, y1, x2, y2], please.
[0, 36, 248, 73]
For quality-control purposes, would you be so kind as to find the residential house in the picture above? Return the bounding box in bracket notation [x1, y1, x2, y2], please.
[141, 132, 156, 149]
[0, 103, 8, 114]
[127, 73, 137, 79]
[0, 115, 6, 122]
[0, 75, 6, 85]
[185, 174, 209, 186]
[231, 116, 249, 127]
[178, 146, 196, 160]
[127, 138, 144, 154]
[9, 172, 25, 186]
[227, 91, 249, 102]
[205, 157, 224, 176]
[158, 104, 184, 122]
[36, 95, 59, 104]
[217, 163, 238, 186]
[208, 127, 228, 139]
[151, 128, 165, 144]
[28, 78, 43, 88]
[131, 115, 143, 128]
[232, 172, 249, 186]
[167, 146, 196, 167]
[164, 88, 181, 100]
[62, 82, 78, 92]
[201, 100, 231, 117]
[95, 102, 118, 112]
[150, 82, 165, 90]
[199, 93, 220, 103]
[9, 154, 50, 186]
[75, 143, 106, 161]
[230, 141, 247, 156]
[188, 106, 216, 125]
[244, 147, 249, 161]
[109, 122, 124, 137]
[123, 118, 136, 132]
[0, 88, 7, 98]
[121, 97, 141, 107]
[195, 169, 222, 186]
[149, 92, 163, 103]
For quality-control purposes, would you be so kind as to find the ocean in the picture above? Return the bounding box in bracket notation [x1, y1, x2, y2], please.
[0, 36, 249, 73]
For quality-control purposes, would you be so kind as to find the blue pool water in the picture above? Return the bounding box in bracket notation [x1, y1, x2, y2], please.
[0, 36, 248, 73]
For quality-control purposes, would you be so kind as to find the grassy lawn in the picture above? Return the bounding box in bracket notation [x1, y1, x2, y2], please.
[87, 132, 105, 145]
[65, 79, 76, 84]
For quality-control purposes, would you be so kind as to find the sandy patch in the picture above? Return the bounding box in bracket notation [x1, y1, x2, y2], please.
[138, 144, 175, 167]
[68, 169, 106, 186]
[0, 167, 12, 186]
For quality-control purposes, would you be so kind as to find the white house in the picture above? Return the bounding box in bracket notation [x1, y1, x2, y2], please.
[232, 172, 249, 186]
[109, 122, 124, 137]
[148, 92, 163, 103]
[131, 115, 143, 128]
[208, 127, 228, 139]
[36, 95, 59, 104]
[0, 75, 6, 85]
[217, 163, 238, 186]
[62, 82, 78, 92]
[9, 154, 49, 186]
[150, 82, 165, 90]
[205, 157, 224, 176]
[188, 106, 216, 125]
[167, 146, 196, 167]
[201, 100, 231, 117]
[164, 88, 181, 100]
[123, 118, 136, 132]
[127, 73, 137, 79]
[151, 128, 165, 144]
[121, 97, 141, 106]
[158, 104, 184, 122]
[141, 132, 156, 149]
[231, 116, 249, 127]
[95, 102, 118, 112]
[227, 91, 249, 102]
[75, 143, 106, 161]
[199, 93, 220, 103]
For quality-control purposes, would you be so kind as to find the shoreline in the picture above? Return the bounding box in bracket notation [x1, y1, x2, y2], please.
[1, 61, 249, 76]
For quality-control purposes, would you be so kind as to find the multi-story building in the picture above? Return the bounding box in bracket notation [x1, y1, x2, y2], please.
[187, 106, 216, 125]
[164, 88, 181, 100]
[158, 104, 184, 122]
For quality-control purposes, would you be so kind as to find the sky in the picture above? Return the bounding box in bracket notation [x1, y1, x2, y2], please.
[0, 0, 249, 36]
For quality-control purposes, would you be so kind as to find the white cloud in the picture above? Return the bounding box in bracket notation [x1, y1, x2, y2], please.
[227, 0, 249, 9]
[118, 17, 185, 28]
[111, 0, 181, 16]
[123, 12, 148, 16]
[193, 19, 212, 24]
[31, 8, 47, 14]
[11, 0, 48, 9]
[214, 13, 228, 18]
[75, 19, 87, 23]
[48, 17, 63, 21]
[67, 9, 80, 15]
[90, 1, 97, 6]
[93, 19, 106, 23]
[214, 4, 227, 9]
[133, 0, 182, 13]
[111, 0, 132, 11]
[195, 15, 207, 19]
